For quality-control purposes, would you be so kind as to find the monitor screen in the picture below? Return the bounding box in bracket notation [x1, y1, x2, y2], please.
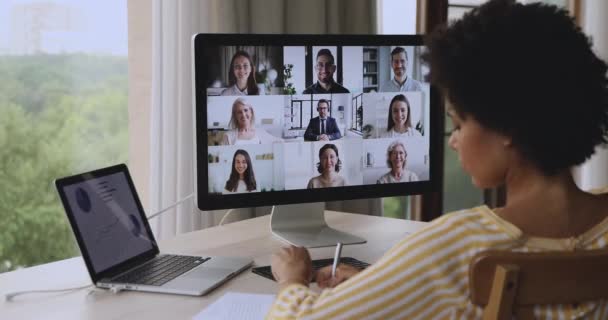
[193, 34, 441, 211]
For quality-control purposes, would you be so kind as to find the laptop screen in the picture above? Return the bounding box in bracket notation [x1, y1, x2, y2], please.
[61, 171, 155, 273]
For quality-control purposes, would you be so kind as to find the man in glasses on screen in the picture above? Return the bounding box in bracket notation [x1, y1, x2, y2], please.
[303, 49, 350, 94]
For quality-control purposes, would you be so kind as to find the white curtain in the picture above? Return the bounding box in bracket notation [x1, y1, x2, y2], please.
[573, 0, 608, 191]
[150, 0, 199, 240]
[149, 0, 378, 239]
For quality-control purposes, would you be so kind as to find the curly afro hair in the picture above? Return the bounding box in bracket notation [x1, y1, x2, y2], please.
[423, 0, 608, 176]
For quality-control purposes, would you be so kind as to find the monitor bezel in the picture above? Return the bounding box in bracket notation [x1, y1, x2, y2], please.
[194, 33, 443, 211]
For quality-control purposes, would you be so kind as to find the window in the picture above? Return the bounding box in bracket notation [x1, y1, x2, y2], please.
[443, 0, 574, 213]
[0, 0, 128, 273]
[441, 0, 487, 213]
[351, 93, 363, 133]
[377, 0, 417, 35]
[287, 98, 333, 130]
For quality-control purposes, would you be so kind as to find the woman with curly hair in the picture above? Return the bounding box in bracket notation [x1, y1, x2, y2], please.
[268, 1, 608, 318]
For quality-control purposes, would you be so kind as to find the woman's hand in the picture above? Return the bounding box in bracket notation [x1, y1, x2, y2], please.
[316, 263, 361, 289]
[271, 246, 313, 289]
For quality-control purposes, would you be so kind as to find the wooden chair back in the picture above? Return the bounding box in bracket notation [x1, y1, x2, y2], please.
[469, 249, 608, 320]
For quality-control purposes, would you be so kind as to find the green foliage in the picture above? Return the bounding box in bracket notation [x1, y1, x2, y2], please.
[383, 197, 407, 219]
[0, 54, 128, 273]
[443, 136, 483, 213]
[282, 64, 296, 95]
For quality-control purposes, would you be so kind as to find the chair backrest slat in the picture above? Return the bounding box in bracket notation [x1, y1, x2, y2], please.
[470, 249, 608, 307]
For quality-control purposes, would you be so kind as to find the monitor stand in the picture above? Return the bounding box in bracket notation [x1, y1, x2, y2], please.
[270, 202, 367, 248]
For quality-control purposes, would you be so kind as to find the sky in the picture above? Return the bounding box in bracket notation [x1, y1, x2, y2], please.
[0, 0, 127, 55]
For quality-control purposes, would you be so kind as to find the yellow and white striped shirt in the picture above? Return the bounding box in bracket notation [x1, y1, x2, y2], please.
[267, 202, 608, 319]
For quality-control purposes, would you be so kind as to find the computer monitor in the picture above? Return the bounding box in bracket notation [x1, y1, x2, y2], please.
[193, 34, 441, 248]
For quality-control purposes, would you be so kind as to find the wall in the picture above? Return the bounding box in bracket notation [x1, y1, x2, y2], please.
[128, 0, 152, 212]
[343, 46, 364, 92]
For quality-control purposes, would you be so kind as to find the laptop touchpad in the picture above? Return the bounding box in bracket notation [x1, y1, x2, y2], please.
[164, 267, 233, 291]
[183, 266, 232, 280]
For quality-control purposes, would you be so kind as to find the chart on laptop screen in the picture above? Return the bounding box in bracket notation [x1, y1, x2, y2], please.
[63, 172, 155, 273]
[201, 44, 431, 197]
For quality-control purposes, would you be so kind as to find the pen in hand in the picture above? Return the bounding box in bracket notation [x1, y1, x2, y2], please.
[331, 242, 343, 278]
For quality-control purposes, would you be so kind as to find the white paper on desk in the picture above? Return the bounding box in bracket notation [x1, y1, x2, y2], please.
[193, 292, 276, 320]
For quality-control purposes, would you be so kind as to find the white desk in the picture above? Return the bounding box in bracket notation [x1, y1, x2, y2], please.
[0, 211, 427, 320]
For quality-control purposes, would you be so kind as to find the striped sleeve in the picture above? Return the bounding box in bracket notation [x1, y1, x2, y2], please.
[266, 208, 515, 320]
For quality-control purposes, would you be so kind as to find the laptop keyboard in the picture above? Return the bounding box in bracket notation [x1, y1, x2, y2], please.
[113, 254, 210, 286]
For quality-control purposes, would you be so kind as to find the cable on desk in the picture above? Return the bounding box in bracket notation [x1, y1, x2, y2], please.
[146, 193, 194, 220]
[218, 209, 235, 226]
[5, 284, 93, 301]
[5, 193, 196, 302]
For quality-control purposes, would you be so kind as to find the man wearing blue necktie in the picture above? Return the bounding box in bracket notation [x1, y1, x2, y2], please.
[304, 99, 342, 141]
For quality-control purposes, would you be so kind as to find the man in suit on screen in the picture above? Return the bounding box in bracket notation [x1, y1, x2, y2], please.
[304, 99, 342, 141]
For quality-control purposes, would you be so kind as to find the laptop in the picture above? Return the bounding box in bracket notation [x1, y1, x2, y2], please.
[55, 164, 253, 296]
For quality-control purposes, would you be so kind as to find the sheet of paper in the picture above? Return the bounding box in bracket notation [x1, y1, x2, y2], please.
[193, 292, 276, 320]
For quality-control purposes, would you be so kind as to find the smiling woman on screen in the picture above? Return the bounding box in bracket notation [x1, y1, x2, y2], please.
[377, 140, 418, 184]
[307, 144, 346, 189]
[223, 149, 257, 193]
[222, 98, 281, 145]
[221, 50, 263, 96]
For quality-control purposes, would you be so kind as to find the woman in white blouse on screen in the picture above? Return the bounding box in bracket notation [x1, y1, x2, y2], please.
[376, 140, 419, 184]
[379, 94, 422, 138]
[222, 98, 280, 145]
[220, 50, 264, 96]
[222, 149, 258, 194]
[306, 144, 346, 189]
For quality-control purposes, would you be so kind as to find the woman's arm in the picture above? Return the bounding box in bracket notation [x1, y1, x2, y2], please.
[271, 246, 312, 292]
[267, 212, 483, 320]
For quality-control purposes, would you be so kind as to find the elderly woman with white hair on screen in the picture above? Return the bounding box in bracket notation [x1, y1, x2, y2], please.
[377, 140, 419, 184]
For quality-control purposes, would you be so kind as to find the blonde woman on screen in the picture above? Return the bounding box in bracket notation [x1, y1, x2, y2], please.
[377, 140, 419, 184]
[222, 98, 280, 145]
